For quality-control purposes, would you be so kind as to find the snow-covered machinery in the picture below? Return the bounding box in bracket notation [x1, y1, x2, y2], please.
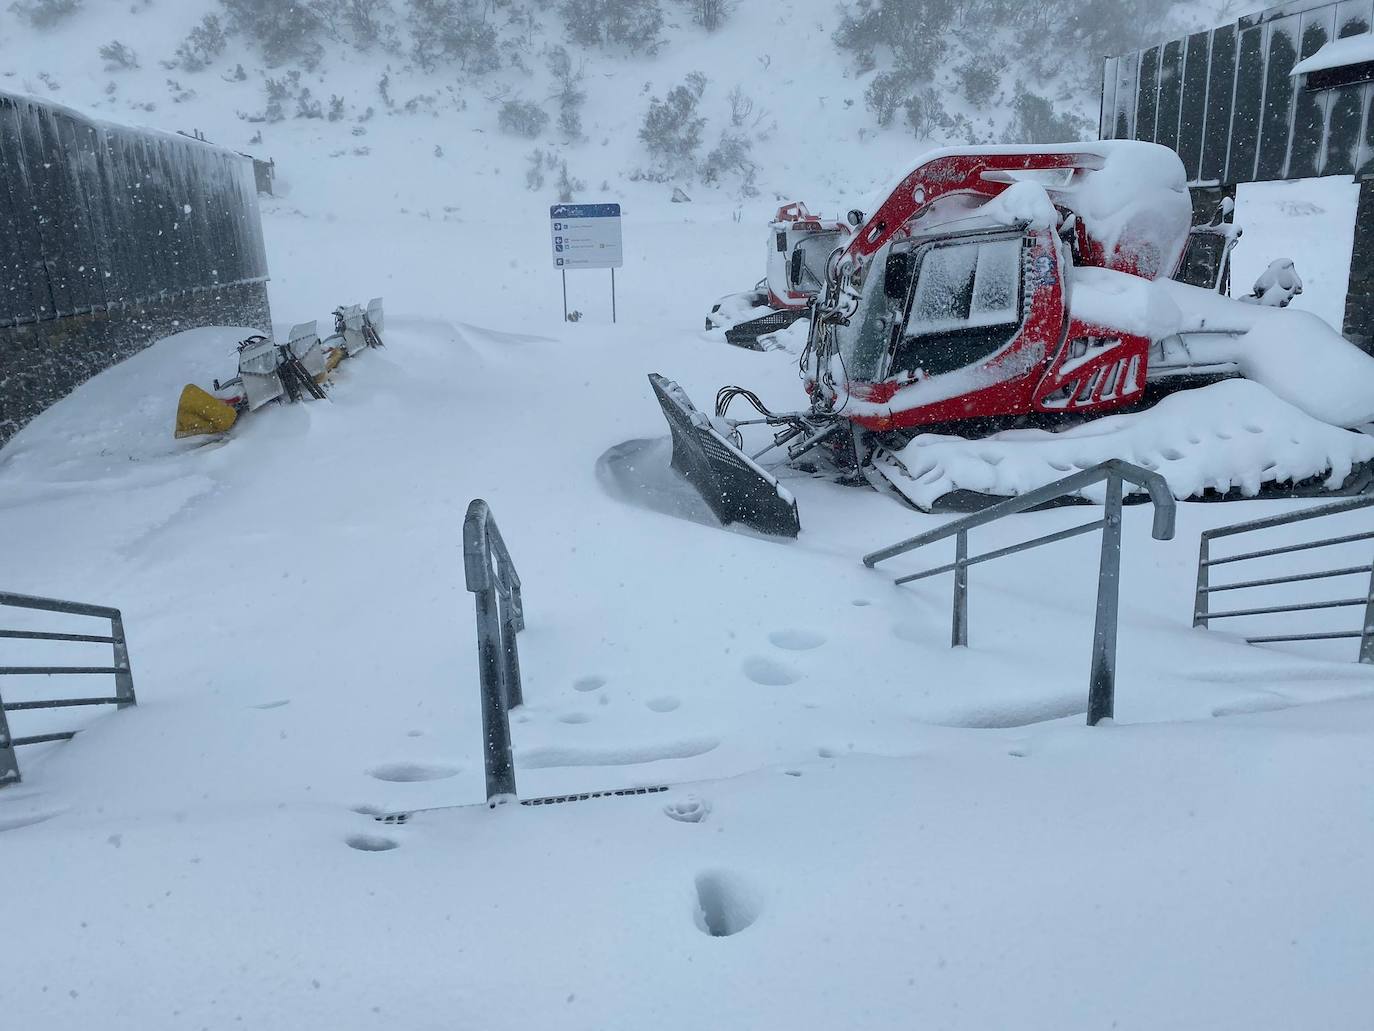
[173, 297, 386, 439]
[705, 202, 853, 349]
[641, 142, 1374, 537]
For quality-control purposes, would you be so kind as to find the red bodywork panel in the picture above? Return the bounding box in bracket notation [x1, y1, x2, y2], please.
[828, 146, 1182, 434]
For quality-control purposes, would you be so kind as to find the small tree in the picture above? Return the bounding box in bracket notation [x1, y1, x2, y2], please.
[639, 73, 706, 169]
[407, 0, 499, 72]
[679, 0, 727, 31]
[864, 70, 911, 128]
[954, 54, 999, 110]
[316, 0, 398, 51]
[499, 98, 549, 138]
[902, 86, 950, 140]
[1003, 86, 1089, 144]
[219, 0, 323, 66]
[561, 0, 663, 53]
[548, 46, 587, 140]
[98, 41, 139, 71]
[174, 15, 228, 72]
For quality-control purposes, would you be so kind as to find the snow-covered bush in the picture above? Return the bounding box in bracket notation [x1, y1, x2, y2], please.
[499, 98, 550, 137]
[556, 160, 585, 203]
[703, 130, 757, 196]
[954, 54, 999, 109]
[864, 70, 910, 128]
[9, 0, 82, 28]
[903, 86, 950, 140]
[174, 15, 228, 72]
[406, 0, 499, 72]
[835, 0, 952, 75]
[560, 0, 663, 53]
[316, 0, 399, 52]
[639, 72, 706, 169]
[678, 0, 728, 32]
[98, 41, 139, 71]
[219, 0, 324, 67]
[1003, 87, 1089, 144]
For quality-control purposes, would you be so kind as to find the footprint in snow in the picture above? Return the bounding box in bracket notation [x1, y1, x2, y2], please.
[573, 675, 606, 693]
[767, 629, 826, 651]
[559, 712, 593, 724]
[741, 656, 802, 686]
[645, 695, 681, 713]
[345, 833, 399, 853]
[366, 761, 459, 783]
[664, 795, 710, 824]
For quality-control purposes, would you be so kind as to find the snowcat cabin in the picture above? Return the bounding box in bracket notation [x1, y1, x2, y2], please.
[835, 221, 1047, 407]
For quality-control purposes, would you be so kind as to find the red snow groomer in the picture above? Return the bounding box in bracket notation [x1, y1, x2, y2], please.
[705, 202, 852, 348]
[647, 141, 1374, 536]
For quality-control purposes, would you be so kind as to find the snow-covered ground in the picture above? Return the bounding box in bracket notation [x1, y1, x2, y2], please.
[4, 2, 1374, 1027]
[3, 213, 1374, 1026]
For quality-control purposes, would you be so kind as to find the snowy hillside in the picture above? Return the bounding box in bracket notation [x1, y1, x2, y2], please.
[4, 2, 1374, 1030]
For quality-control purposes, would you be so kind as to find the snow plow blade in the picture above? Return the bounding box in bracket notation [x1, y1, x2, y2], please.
[649, 373, 800, 538]
[174, 384, 237, 439]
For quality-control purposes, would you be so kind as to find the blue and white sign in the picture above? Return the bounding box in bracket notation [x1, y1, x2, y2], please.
[550, 203, 623, 270]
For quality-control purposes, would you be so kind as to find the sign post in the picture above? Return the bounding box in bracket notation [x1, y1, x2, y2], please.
[550, 203, 623, 323]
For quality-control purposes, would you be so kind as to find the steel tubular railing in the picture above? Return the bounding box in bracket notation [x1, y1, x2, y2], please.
[1193, 495, 1374, 664]
[0, 591, 137, 787]
[863, 460, 1177, 726]
[463, 500, 525, 806]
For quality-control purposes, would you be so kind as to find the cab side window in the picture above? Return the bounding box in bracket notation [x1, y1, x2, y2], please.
[892, 237, 1025, 378]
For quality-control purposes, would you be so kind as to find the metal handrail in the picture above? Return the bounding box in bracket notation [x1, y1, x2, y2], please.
[1194, 494, 1374, 664]
[463, 500, 525, 806]
[0, 590, 137, 787]
[863, 460, 1177, 726]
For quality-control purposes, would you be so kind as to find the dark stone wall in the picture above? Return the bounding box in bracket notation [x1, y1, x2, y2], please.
[0, 281, 270, 445]
[1343, 174, 1374, 356]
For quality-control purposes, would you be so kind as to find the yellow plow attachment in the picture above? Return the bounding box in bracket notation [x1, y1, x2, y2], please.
[174, 384, 238, 439]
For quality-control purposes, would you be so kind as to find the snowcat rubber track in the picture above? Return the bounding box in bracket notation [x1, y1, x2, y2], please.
[649, 373, 800, 538]
[724, 309, 807, 351]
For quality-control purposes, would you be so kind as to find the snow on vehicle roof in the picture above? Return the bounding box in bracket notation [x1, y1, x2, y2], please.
[1292, 32, 1374, 76]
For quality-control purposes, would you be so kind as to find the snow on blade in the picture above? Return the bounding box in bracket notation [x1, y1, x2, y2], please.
[881, 379, 1374, 509]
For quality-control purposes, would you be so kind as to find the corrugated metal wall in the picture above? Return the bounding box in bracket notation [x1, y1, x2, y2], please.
[1101, 0, 1374, 185]
[0, 89, 269, 328]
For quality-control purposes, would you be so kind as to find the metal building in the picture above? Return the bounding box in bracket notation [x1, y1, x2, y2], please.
[1100, 0, 1374, 351]
[1, 90, 271, 445]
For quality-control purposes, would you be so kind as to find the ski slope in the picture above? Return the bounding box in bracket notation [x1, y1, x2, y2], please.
[2, 232, 1373, 1027]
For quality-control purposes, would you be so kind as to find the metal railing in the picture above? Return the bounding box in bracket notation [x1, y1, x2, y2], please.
[463, 499, 525, 806]
[1194, 495, 1374, 664]
[0, 591, 137, 786]
[863, 460, 1176, 726]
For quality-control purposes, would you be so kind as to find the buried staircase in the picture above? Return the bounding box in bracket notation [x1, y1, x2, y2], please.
[448, 480, 1374, 812]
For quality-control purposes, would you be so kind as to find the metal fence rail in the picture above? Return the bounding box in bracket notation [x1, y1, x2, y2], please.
[0, 590, 136, 786]
[1194, 495, 1374, 663]
[863, 460, 1177, 726]
[463, 500, 525, 806]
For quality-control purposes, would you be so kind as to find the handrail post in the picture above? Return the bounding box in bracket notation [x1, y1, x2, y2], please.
[1361, 562, 1374, 666]
[1194, 534, 1210, 629]
[0, 687, 18, 786]
[1087, 471, 1124, 726]
[500, 588, 524, 710]
[110, 611, 136, 710]
[474, 583, 517, 805]
[464, 499, 523, 806]
[952, 530, 969, 648]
